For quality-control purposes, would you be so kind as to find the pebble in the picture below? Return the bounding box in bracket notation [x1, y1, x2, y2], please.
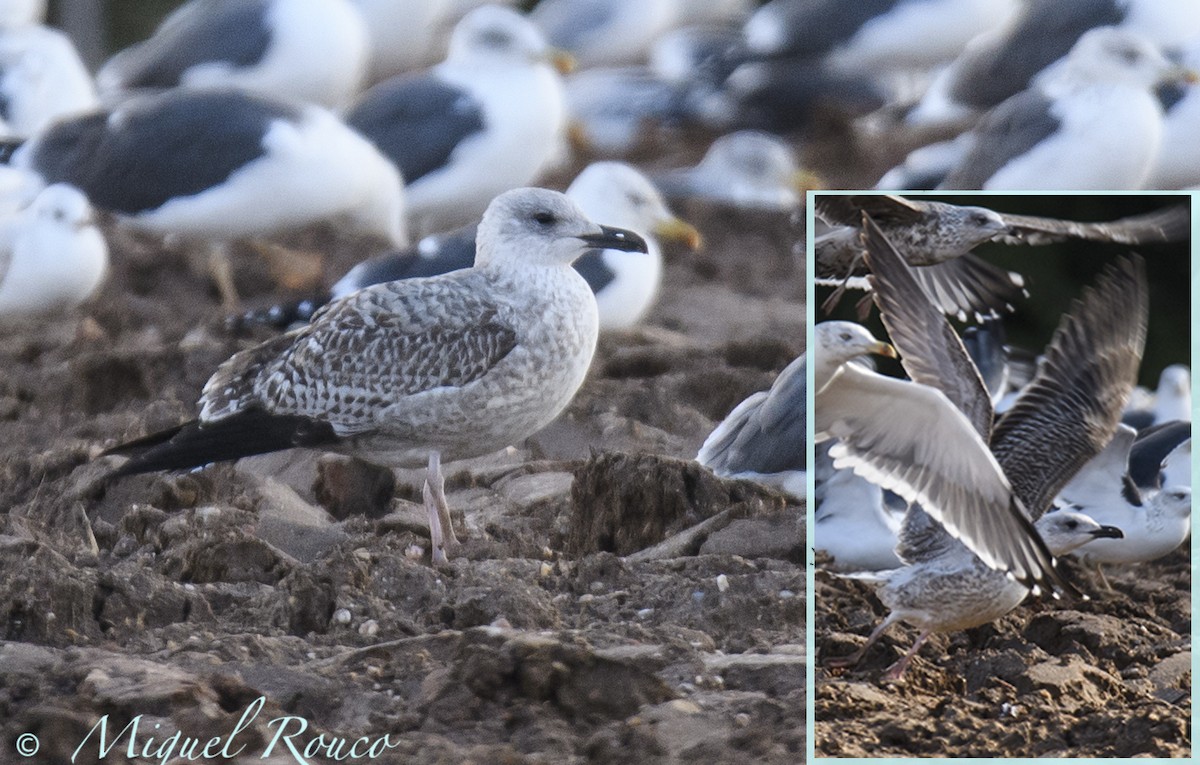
[716, 574, 730, 592]
[333, 608, 352, 625]
[358, 619, 379, 637]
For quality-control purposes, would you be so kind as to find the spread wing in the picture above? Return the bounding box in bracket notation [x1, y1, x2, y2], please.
[997, 204, 1190, 246]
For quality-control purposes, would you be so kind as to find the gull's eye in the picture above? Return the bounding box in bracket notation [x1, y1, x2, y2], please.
[1065, 520, 1078, 530]
[532, 211, 556, 226]
[839, 332, 851, 341]
[627, 193, 648, 208]
[478, 29, 513, 49]
[1116, 45, 1141, 64]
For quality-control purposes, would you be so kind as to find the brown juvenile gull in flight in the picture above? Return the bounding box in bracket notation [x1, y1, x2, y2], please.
[102, 187, 647, 565]
[817, 217, 1144, 678]
[814, 193, 1185, 320]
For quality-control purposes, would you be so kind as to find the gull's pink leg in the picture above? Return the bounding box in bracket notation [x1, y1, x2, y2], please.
[826, 612, 900, 669]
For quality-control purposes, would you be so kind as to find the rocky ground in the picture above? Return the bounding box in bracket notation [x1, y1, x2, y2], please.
[806, 146, 1193, 757]
[0, 121, 1192, 763]
[0, 154, 806, 764]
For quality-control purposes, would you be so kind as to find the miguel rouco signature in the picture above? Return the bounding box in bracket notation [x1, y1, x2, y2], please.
[68, 696, 398, 764]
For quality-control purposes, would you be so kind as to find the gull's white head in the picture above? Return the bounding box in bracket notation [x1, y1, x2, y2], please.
[446, 5, 568, 72]
[1035, 509, 1124, 555]
[567, 162, 701, 250]
[1151, 486, 1192, 521]
[30, 182, 94, 228]
[813, 321, 897, 392]
[475, 187, 647, 269]
[696, 130, 808, 210]
[1054, 27, 1180, 90]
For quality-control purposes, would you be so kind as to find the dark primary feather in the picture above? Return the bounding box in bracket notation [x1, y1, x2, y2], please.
[104, 408, 339, 478]
[1128, 420, 1191, 489]
[347, 76, 486, 184]
[27, 90, 297, 215]
[991, 256, 1148, 519]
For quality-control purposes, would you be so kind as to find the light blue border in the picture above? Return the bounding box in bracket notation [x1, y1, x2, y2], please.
[804, 189, 1195, 763]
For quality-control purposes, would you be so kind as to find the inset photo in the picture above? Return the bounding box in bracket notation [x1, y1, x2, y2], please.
[810, 193, 1191, 758]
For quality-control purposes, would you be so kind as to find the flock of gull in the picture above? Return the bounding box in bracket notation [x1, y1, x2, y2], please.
[0, 0, 1192, 695]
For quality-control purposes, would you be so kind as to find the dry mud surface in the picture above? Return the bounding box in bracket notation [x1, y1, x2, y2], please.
[0, 170, 805, 764]
[0, 125, 1193, 763]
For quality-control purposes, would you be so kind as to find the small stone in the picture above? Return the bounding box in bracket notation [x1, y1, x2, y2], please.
[358, 619, 379, 637]
[716, 574, 730, 592]
[333, 608, 352, 625]
[734, 713, 751, 728]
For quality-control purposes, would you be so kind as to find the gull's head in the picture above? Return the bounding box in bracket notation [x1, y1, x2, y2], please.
[1036, 509, 1124, 555]
[567, 162, 701, 251]
[814, 321, 897, 367]
[696, 130, 806, 210]
[1157, 364, 1191, 397]
[1057, 27, 1181, 89]
[1151, 486, 1192, 521]
[950, 204, 1010, 245]
[30, 183, 95, 230]
[475, 187, 648, 269]
[447, 5, 573, 73]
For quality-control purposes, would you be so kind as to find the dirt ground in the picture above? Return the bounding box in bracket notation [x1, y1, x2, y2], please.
[0, 146, 806, 764]
[807, 185, 1192, 754]
[0, 119, 1192, 763]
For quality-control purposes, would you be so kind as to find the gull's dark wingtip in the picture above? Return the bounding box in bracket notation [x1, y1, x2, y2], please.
[101, 410, 341, 480]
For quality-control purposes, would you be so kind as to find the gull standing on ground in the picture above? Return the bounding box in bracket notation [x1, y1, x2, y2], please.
[0, 183, 107, 318]
[347, 5, 573, 235]
[817, 218, 1144, 678]
[97, 0, 370, 108]
[102, 188, 648, 565]
[936, 27, 1193, 190]
[654, 131, 813, 213]
[0, 24, 98, 137]
[235, 161, 699, 332]
[13, 88, 407, 308]
[696, 347, 820, 500]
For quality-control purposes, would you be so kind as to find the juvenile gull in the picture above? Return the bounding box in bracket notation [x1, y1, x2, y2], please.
[103, 188, 646, 565]
[817, 219, 1145, 678]
[0, 183, 107, 318]
[347, 5, 573, 235]
[96, 0, 370, 108]
[815, 193, 1187, 319]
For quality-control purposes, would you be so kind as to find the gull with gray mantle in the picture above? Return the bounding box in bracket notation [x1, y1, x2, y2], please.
[816, 218, 1142, 679]
[102, 188, 647, 565]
